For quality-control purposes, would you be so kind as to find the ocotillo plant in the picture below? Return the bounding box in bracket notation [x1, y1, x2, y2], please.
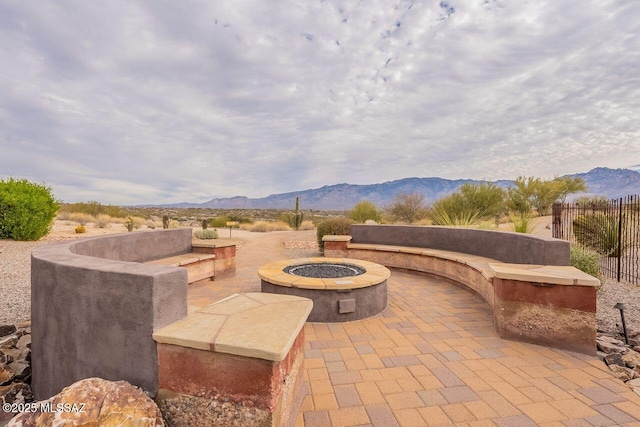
[294, 196, 303, 230]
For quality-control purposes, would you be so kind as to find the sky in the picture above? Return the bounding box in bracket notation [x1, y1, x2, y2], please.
[1, 1, 639, 205]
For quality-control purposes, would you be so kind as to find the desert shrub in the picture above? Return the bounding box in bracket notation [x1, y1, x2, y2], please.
[194, 229, 218, 239]
[385, 192, 428, 224]
[570, 245, 602, 282]
[0, 178, 59, 241]
[55, 211, 71, 221]
[431, 183, 505, 226]
[298, 220, 316, 230]
[75, 225, 86, 234]
[349, 200, 382, 223]
[573, 214, 627, 257]
[132, 216, 145, 229]
[510, 212, 534, 233]
[94, 214, 112, 228]
[208, 216, 230, 228]
[59, 201, 128, 218]
[316, 217, 355, 251]
[68, 212, 93, 226]
[145, 219, 158, 229]
[574, 195, 610, 209]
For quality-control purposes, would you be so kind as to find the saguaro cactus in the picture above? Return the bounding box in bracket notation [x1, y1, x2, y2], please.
[294, 196, 303, 230]
[162, 215, 170, 229]
[202, 219, 208, 230]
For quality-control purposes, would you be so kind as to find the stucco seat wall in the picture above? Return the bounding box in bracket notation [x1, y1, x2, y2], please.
[31, 229, 191, 400]
[323, 225, 597, 354]
[349, 224, 570, 265]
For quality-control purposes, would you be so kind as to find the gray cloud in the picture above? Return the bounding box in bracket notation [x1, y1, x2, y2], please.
[1, 0, 639, 204]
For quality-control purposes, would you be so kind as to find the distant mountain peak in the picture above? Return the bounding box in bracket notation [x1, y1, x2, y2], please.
[168, 167, 639, 210]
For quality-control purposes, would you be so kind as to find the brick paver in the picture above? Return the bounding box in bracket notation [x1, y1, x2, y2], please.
[187, 231, 640, 426]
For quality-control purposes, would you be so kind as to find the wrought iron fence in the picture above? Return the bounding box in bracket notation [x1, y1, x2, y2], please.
[552, 195, 640, 284]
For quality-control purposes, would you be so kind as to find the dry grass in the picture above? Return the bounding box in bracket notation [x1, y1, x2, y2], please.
[241, 221, 292, 232]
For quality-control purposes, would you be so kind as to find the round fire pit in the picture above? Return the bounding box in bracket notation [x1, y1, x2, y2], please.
[258, 258, 390, 323]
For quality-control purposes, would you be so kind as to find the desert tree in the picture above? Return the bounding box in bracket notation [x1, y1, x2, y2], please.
[386, 192, 429, 224]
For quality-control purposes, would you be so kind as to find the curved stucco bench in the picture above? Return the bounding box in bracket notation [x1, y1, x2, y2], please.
[31, 229, 194, 400]
[31, 228, 237, 400]
[323, 224, 599, 354]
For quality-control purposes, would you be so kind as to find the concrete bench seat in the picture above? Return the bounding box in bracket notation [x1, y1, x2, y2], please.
[153, 293, 313, 427]
[147, 253, 216, 283]
[324, 225, 599, 354]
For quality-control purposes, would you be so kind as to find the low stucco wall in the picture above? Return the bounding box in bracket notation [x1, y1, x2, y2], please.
[31, 229, 191, 399]
[350, 224, 570, 265]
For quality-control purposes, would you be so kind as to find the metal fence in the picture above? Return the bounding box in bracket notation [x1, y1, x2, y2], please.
[552, 195, 640, 284]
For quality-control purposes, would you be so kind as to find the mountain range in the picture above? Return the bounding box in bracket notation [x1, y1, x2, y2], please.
[167, 167, 640, 210]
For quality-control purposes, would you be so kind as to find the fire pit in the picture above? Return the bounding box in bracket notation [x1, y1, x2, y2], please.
[258, 258, 390, 322]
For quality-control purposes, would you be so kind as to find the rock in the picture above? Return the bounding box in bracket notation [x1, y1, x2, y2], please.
[0, 351, 14, 365]
[609, 365, 636, 382]
[604, 352, 626, 367]
[0, 336, 18, 350]
[0, 325, 17, 338]
[0, 383, 33, 404]
[1, 348, 21, 363]
[0, 367, 15, 386]
[596, 336, 629, 354]
[16, 335, 30, 351]
[0, 383, 33, 422]
[8, 361, 30, 382]
[627, 378, 640, 388]
[623, 350, 640, 368]
[8, 378, 164, 426]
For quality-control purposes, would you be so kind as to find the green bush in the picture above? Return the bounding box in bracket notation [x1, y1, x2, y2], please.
[0, 178, 58, 241]
[208, 216, 230, 228]
[316, 217, 354, 251]
[193, 229, 218, 239]
[349, 200, 382, 223]
[430, 183, 505, 227]
[570, 245, 601, 282]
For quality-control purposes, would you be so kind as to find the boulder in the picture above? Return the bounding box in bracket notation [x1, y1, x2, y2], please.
[8, 378, 164, 426]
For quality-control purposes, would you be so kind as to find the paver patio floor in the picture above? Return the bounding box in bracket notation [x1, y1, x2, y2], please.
[187, 232, 640, 426]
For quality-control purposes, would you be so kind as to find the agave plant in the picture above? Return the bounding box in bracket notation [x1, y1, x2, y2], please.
[572, 214, 624, 257]
[430, 207, 480, 227]
[510, 212, 534, 234]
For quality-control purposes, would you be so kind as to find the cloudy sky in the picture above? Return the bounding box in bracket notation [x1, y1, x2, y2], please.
[1, 1, 639, 205]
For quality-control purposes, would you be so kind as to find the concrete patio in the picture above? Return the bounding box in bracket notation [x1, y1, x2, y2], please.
[186, 232, 640, 426]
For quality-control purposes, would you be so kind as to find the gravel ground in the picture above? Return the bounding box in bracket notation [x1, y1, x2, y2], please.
[2, 238, 639, 335]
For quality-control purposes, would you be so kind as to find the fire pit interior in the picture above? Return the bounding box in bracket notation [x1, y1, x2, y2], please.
[283, 262, 366, 278]
[258, 258, 390, 322]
